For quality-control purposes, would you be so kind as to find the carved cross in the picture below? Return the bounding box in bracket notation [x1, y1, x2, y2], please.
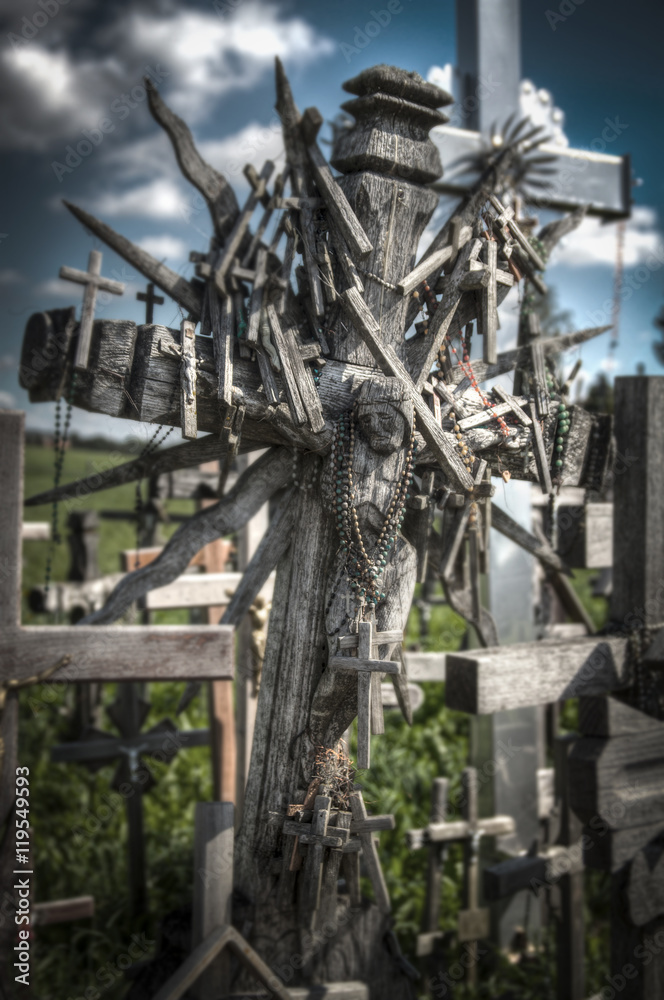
[329, 620, 401, 769]
[136, 282, 164, 325]
[59, 249, 125, 369]
[158, 319, 198, 439]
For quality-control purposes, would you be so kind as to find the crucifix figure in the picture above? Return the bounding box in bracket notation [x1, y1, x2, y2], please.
[59, 249, 125, 369]
[137, 281, 164, 324]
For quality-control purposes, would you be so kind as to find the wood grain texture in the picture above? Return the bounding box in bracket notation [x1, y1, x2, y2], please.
[0, 626, 234, 682]
[446, 635, 630, 714]
[1, 412, 23, 627]
[192, 802, 234, 998]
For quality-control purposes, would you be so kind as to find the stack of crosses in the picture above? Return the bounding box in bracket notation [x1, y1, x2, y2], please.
[16, 58, 617, 990]
[446, 378, 664, 999]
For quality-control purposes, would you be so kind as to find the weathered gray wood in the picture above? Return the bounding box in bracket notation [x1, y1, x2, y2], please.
[491, 502, 568, 575]
[397, 244, 453, 297]
[529, 399, 553, 494]
[146, 79, 239, 242]
[243, 168, 288, 268]
[421, 778, 448, 939]
[32, 896, 95, 926]
[569, 726, 664, 830]
[283, 323, 326, 433]
[1, 412, 23, 628]
[246, 247, 268, 344]
[402, 652, 446, 681]
[214, 161, 274, 295]
[78, 448, 292, 625]
[267, 305, 307, 426]
[446, 635, 630, 714]
[349, 791, 391, 914]
[304, 125, 372, 261]
[63, 201, 203, 318]
[59, 250, 125, 369]
[407, 813, 515, 848]
[579, 695, 664, 737]
[0, 626, 234, 683]
[530, 340, 550, 418]
[492, 384, 532, 426]
[209, 287, 234, 406]
[151, 924, 293, 1000]
[342, 286, 474, 492]
[627, 839, 664, 927]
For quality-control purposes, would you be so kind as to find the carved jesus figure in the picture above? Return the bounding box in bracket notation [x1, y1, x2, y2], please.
[308, 376, 417, 755]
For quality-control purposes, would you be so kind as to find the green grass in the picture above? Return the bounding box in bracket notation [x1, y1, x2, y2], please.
[16, 443, 611, 999]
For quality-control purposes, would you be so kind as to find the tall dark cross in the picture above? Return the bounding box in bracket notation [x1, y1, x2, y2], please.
[433, 0, 631, 219]
[137, 281, 165, 325]
[51, 682, 209, 915]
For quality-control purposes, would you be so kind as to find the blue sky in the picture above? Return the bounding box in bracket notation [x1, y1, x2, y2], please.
[1, 0, 662, 441]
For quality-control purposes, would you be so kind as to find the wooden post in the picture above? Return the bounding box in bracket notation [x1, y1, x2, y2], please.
[192, 802, 234, 999]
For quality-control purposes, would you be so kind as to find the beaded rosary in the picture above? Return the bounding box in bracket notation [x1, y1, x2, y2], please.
[328, 406, 416, 622]
[44, 371, 77, 594]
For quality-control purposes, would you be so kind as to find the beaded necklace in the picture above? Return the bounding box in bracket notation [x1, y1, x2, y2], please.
[329, 408, 416, 618]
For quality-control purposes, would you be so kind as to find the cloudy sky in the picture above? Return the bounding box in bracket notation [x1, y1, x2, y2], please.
[1, 0, 662, 440]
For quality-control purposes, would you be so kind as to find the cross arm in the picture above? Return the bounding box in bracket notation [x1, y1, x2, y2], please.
[58, 265, 124, 296]
[446, 634, 631, 714]
[0, 626, 234, 684]
[328, 656, 400, 675]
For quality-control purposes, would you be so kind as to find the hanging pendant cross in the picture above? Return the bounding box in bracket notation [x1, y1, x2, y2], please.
[136, 282, 164, 325]
[59, 250, 125, 370]
[329, 620, 401, 769]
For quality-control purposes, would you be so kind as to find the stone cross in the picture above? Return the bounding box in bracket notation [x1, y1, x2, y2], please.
[59, 250, 125, 369]
[329, 620, 401, 769]
[137, 282, 164, 324]
[434, 0, 630, 219]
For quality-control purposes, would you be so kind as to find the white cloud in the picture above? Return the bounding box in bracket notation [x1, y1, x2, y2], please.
[0, 268, 24, 286]
[35, 277, 78, 298]
[0, 391, 16, 409]
[0, 3, 333, 152]
[551, 206, 663, 269]
[426, 64, 454, 99]
[93, 178, 190, 219]
[138, 234, 188, 261]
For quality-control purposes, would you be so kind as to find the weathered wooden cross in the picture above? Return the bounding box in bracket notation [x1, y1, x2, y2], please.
[407, 766, 515, 985]
[137, 281, 164, 324]
[59, 249, 125, 370]
[329, 620, 402, 769]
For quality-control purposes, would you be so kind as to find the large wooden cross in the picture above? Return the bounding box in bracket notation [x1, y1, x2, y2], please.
[433, 0, 630, 219]
[59, 250, 125, 369]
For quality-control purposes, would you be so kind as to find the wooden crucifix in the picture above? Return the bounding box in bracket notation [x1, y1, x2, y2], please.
[137, 281, 164, 324]
[59, 250, 125, 370]
[17, 56, 617, 991]
[329, 621, 401, 769]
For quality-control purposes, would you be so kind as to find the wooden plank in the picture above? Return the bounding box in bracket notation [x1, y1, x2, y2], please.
[305, 135, 372, 260]
[585, 502, 613, 569]
[529, 400, 553, 495]
[482, 240, 498, 363]
[209, 287, 234, 406]
[145, 571, 275, 611]
[0, 626, 235, 683]
[255, 347, 281, 407]
[403, 652, 446, 682]
[21, 522, 50, 541]
[492, 384, 532, 426]
[213, 161, 274, 294]
[579, 695, 664, 737]
[267, 304, 307, 426]
[627, 839, 664, 927]
[246, 247, 268, 344]
[32, 896, 95, 926]
[282, 324, 326, 433]
[1, 412, 23, 627]
[569, 727, 664, 829]
[192, 802, 234, 999]
[397, 244, 453, 297]
[584, 819, 664, 873]
[445, 635, 630, 714]
[530, 340, 550, 419]
[349, 792, 391, 913]
[457, 400, 513, 431]
[356, 671, 372, 770]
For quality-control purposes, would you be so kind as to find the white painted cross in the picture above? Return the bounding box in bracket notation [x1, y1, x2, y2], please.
[59, 250, 125, 370]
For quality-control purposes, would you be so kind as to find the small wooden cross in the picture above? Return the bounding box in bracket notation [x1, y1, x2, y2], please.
[459, 239, 515, 364]
[136, 282, 164, 324]
[59, 250, 125, 370]
[329, 620, 401, 769]
[349, 790, 394, 914]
